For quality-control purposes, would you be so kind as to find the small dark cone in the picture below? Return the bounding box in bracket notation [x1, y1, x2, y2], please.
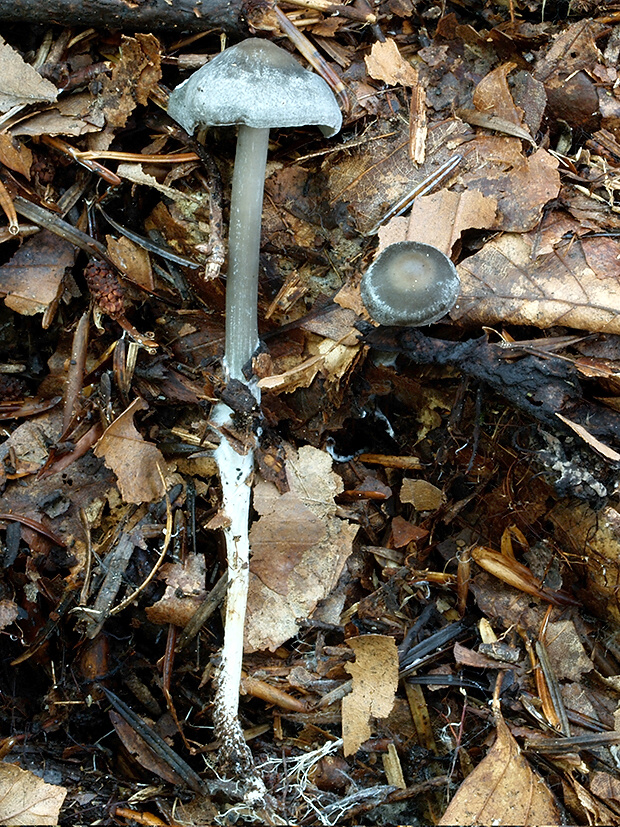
[84, 259, 125, 317]
[30, 153, 56, 185]
[0, 375, 26, 401]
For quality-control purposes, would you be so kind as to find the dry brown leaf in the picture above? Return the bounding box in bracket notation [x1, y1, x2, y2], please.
[591, 772, 620, 808]
[453, 641, 517, 670]
[564, 773, 620, 826]
[0, 408, 114, 581]
[390, 516, 428, 548]
[98, 35, 162, 128]
[534, 18, 602, 83]
[116, 163, 202, 208]
[463, 61, 540, 146]
[94, 397, 166, 504]
[109, 710, 185, 787]
[555, 413, 620, 461]
[438, 705, 560, 826]
[12, 93, 104, 137]
[365, 38, 418, 86]
[548, 501, 620, 625]
[462, 141, 559, 232]
[245, 445, 358, 652]
[400, 478, 445, 511]
[106, 235, 154, 291]
[378, 188, 497, 255]
[145, 554, 207, 627]
[257, 336, 360, 395]
[0, 761, 67, 825]
[472, 61, 525, 126]
[342, 634, 399, 756]
[0, 36, 57, 112]
[0, 231, 76, 319]
[471, 546, 574, 606]
[534, 19, 603, 133]
[459, 109, 537, 146]
[250, 493, 325, 595]
[0, 410, 60, 474]
[327, 118, 470, 235]
[543, 620, 593, 682]
[454, 229, 620, 334]
[0, 134, 32, 178]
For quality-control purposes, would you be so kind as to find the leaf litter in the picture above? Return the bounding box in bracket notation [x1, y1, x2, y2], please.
[2, 3, 620, 826]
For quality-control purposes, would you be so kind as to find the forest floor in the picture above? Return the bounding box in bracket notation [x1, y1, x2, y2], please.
[2, 0, 620, 824]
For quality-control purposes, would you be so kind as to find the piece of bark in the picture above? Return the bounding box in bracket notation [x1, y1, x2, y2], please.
[0, 0, 248, 34]
[362, 326, 620, 465]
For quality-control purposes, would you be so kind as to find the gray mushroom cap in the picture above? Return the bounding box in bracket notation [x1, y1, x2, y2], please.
[168, 38, 342, 138]
[361, 241, 460, 327]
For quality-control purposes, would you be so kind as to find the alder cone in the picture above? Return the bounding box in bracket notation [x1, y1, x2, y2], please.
[84, 259, 125, 317]
[0, 375, 26, 401]
[30, 153, 55, 185]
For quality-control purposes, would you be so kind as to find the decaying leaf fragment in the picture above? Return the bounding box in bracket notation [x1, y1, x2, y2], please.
[97, 34, 162, 128]
[94, 397, 166, 504]
[378, 187, 497, 255]
[365, 38, 418, 87]
[548, 501, 620, 625]
[564, 773, 620, 826]
[400, 478, 445, 511]
[0, 36, 57, 112]
[438, 703, 560, 826]
[0, 600, 18, 632]
[0, 230, 76, 321]
[109, 710, 186, 787]
[471, 62, 534, 135]
[257, 335, 360, 395]
[543, 620, 593, 682]
[462, 141, 560, 232]
[0, 134, 32, 178]
[245, 445, 358, 652]
[0, 761, 67, 826]
[106, 235, 154, 291]
[455, 227, 620, 334]
[327, 118, 470, 235]
[342, 634, 398, 756]
[145, 554, 207, 627]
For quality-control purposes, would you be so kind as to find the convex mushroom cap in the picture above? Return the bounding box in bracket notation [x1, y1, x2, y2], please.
[361, 241, 460, 327]
[168, 38, 342, 137]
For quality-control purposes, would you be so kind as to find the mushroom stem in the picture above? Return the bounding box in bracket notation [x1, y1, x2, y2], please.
[225, 124, 270, 380]
[212, 413, 257, 775]
[210, 125, 269, 780]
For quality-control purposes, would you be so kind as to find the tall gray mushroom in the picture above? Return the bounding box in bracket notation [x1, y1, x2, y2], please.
[168, 37, 342, 380]
[167, 38, 342, 783]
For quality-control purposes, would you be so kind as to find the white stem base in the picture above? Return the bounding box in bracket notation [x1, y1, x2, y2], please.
[211, 403, 265, 799]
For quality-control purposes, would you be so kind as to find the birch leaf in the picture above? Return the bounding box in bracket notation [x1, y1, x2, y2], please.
[438, 708, 560, 826]
[454, 229, 620, 333]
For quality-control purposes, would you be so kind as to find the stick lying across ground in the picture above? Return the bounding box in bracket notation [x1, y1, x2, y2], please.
[0, 0, 247, 33]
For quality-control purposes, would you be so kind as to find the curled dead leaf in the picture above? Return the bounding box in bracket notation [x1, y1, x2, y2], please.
[94, 397, 167, 504]
[471, 546, 577, 606]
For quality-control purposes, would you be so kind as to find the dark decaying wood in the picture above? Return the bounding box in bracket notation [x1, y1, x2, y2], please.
[0, 0, 249, 34]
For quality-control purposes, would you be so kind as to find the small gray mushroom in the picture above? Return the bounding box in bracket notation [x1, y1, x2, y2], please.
[361, 241, 460, 327]
[168, 38, 342, 380]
